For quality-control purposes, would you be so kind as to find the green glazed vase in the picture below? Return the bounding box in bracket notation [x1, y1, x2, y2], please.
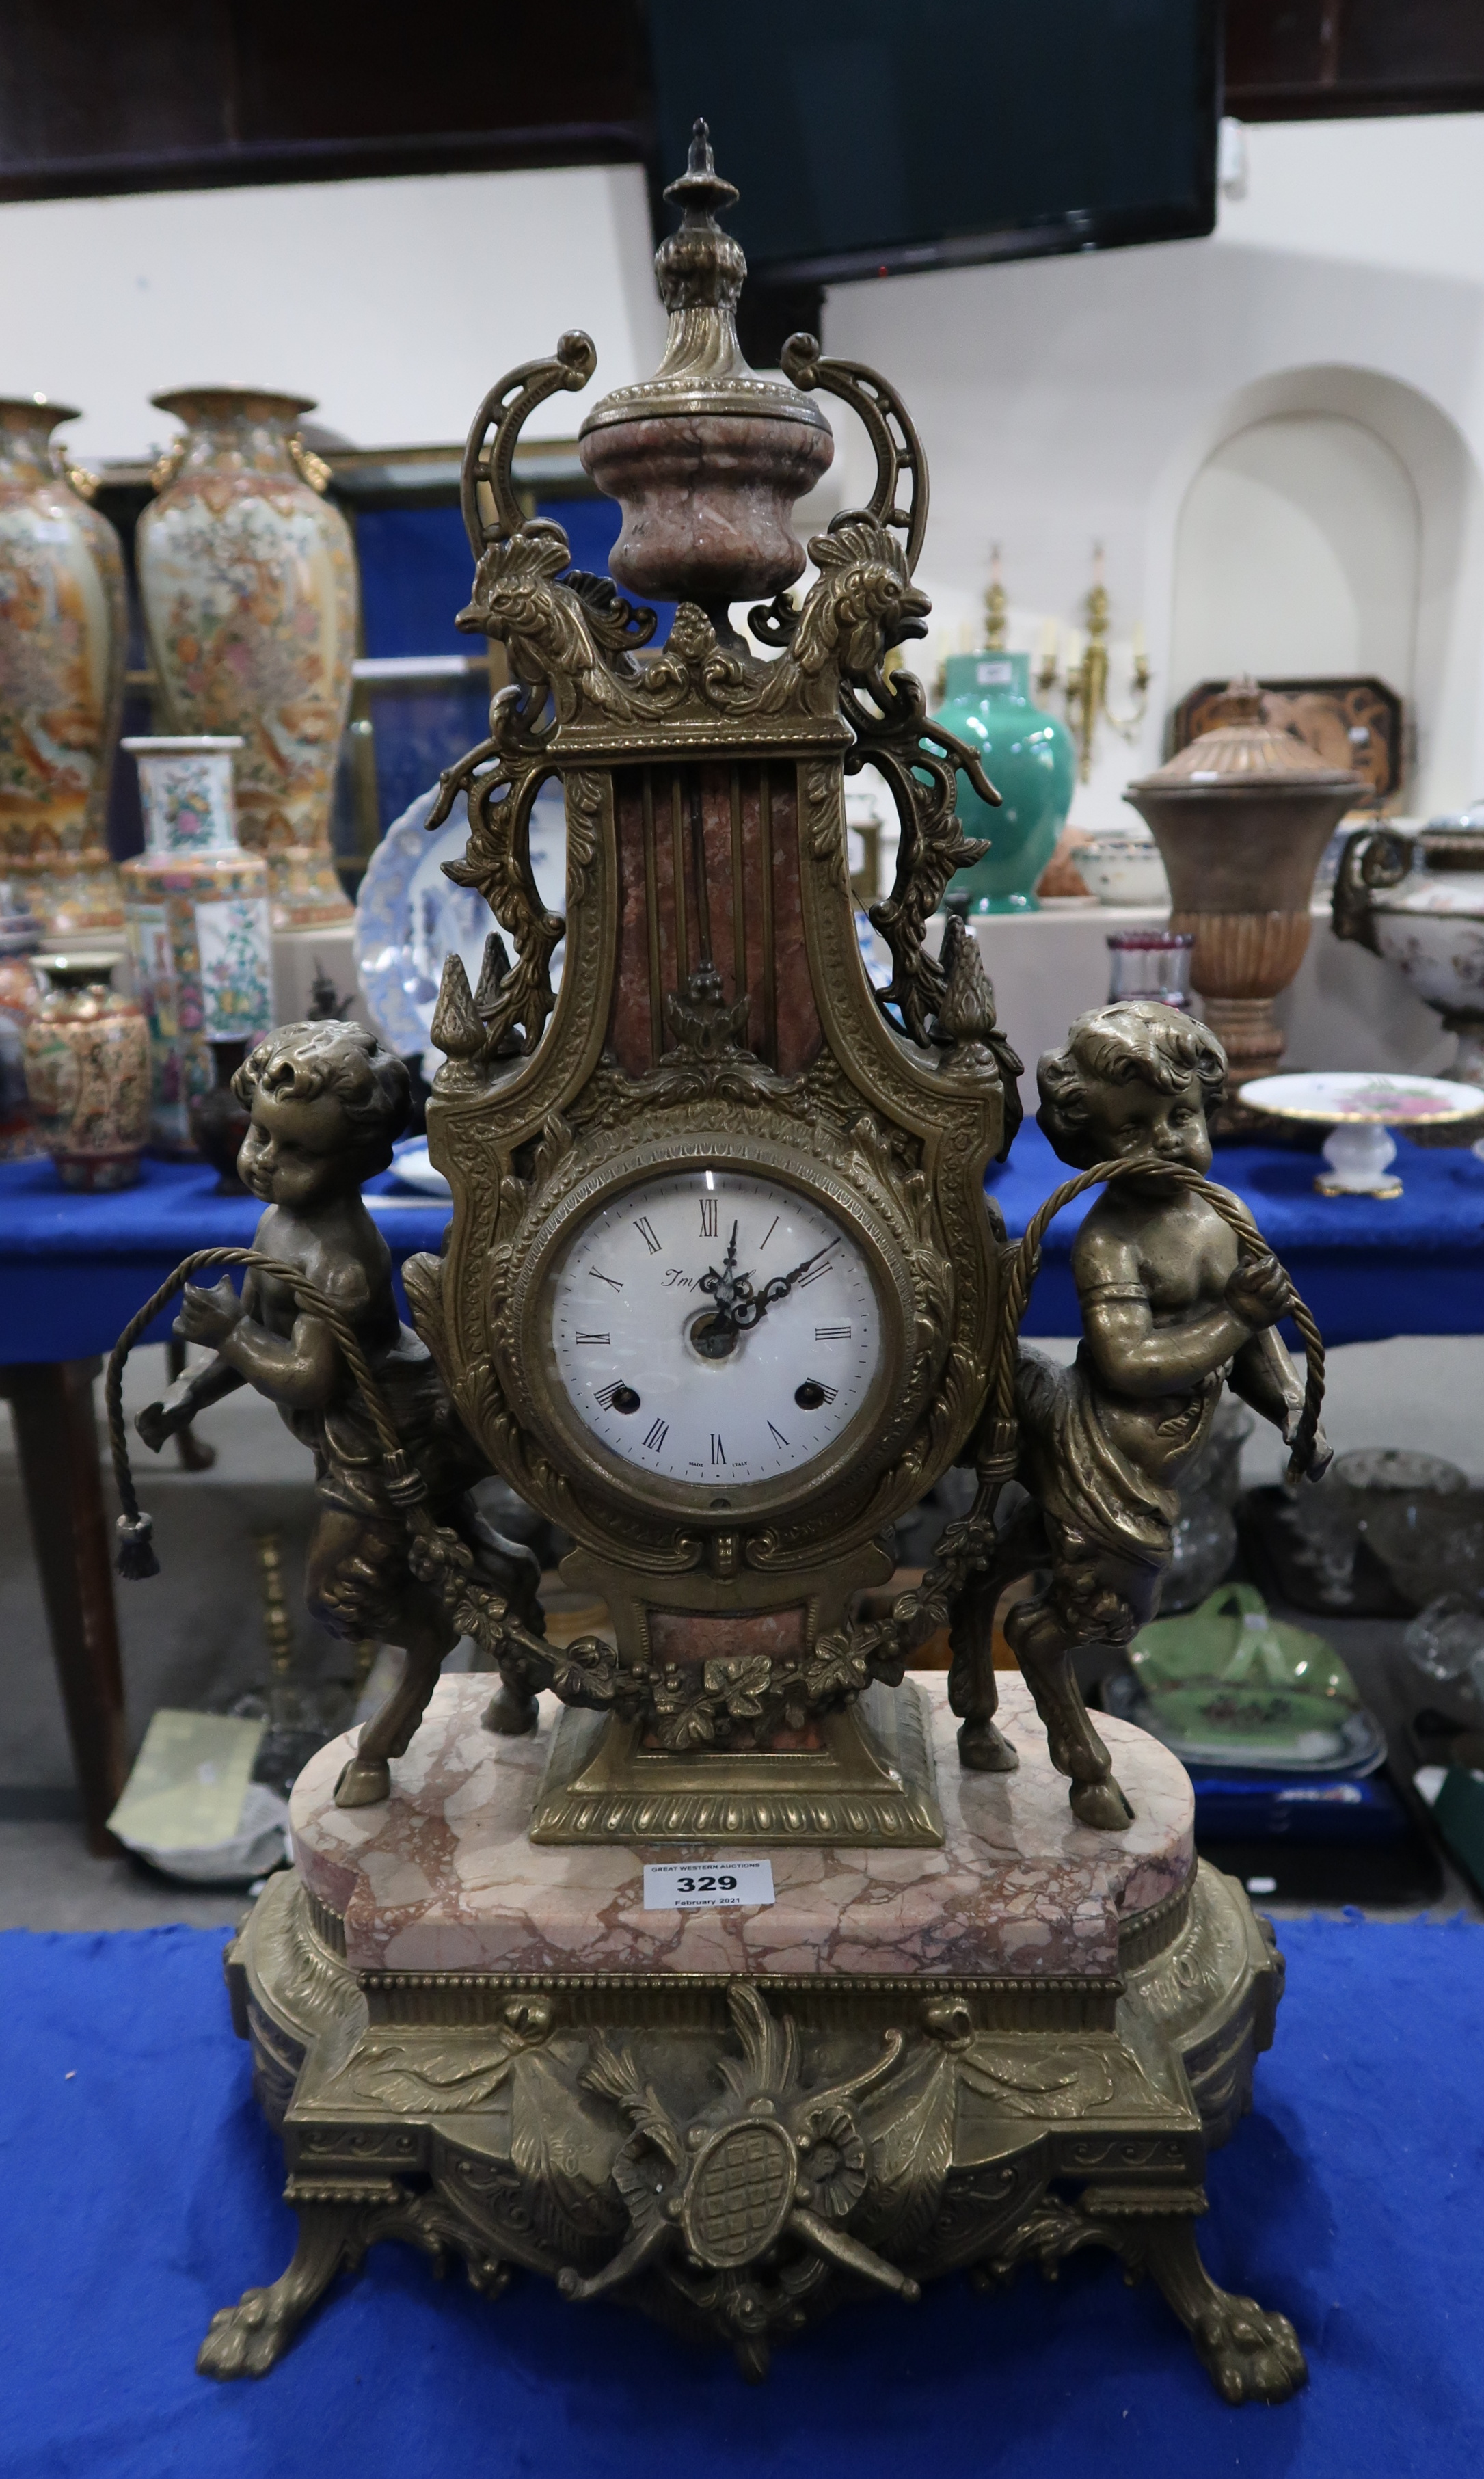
[932, 649, 1075, 912]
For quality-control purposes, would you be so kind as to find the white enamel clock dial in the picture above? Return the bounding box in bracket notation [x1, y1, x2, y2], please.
[548, 1168, 883, 1490]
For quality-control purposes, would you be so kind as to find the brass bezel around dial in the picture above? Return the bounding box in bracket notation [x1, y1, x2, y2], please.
[504, 1134, 919, 1528]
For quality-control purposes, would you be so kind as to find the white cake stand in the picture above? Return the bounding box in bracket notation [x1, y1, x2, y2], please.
[1239, 1069, 1484, 1198]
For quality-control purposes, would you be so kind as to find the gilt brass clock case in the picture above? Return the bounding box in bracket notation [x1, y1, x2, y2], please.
[502, 1127, 921, 1531]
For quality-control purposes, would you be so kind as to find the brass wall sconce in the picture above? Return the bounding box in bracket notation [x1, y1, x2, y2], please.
[1035, 546, 1150, 781]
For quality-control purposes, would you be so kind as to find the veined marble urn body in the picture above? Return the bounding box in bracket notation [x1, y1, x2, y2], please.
[1124, 680, 1359, 1088]
[0, 399, 126, 940]
[578, 126, 833, 611]
[135, 387, 355, 928]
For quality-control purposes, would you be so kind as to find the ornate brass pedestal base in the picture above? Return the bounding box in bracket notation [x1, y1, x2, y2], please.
[204, 1860, 1306, 2402]
[530, 1680, 944, 1847]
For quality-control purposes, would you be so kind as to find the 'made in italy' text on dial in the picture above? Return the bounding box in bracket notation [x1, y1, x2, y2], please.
[549, 1169, 883, 1488]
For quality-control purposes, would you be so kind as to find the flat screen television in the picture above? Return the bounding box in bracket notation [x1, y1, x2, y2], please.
[647, 0, 1220, 286]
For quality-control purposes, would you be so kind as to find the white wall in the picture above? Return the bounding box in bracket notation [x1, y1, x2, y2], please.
[820, 113, 1484, 825]
[1170, 412, 1421, 695]
[3, 118, 1483, 823]
[0, 163, 666, 460]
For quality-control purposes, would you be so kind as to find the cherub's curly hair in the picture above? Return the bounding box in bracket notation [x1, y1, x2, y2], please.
[1037, 1001, 1226, 1167]
[233, 1021, 411, 1170]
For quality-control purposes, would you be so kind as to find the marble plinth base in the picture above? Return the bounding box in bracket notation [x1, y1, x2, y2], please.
[212, 1709, 1299, 2395]
[290, 1674, 1193, 1984]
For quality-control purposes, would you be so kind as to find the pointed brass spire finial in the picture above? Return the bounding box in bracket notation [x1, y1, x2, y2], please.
[664, 118, 740, 224]
[651, 116, 747, 322]
[578, 118, 833, 605]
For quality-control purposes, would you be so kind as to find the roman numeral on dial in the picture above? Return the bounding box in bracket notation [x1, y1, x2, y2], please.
[643, 1417, 669, 1451]
[575, 1331, 610, 1345]
[699, 1196, 718, 1238]
[814, 1324, 851, 1342]
[633, 1216, 661, 1254]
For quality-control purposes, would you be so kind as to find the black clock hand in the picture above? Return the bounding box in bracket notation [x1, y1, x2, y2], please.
[708, 1237, 840, 1333]
[699, 1220, 743, 1313]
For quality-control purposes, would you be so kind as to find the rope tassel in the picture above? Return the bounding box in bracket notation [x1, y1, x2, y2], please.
[113, 1512, 159, 1581]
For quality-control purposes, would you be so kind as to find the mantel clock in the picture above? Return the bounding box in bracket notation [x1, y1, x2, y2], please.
[109, 122, 1327, 2403]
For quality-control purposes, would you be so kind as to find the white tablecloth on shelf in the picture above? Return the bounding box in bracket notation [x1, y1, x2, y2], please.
[930, 902, 1453, 1082]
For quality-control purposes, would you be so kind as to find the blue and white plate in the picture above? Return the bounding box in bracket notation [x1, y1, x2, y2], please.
[388, 1139, 452, 1197]
[354, 782, 567, 1058]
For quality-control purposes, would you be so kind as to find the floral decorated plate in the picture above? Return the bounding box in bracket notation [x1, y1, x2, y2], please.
[354, 782, 567, 1058]
[1239, 1069, 1484, 1125]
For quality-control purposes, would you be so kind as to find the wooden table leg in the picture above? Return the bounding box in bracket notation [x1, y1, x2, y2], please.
[0, 1358, 127, 1854]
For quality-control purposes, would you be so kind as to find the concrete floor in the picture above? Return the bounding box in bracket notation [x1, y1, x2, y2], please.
[2, 1335, 1483, 1931]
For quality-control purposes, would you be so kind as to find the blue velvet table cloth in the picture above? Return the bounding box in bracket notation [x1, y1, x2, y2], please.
[0, 1158, 450, 1365]
[2, 1125, 1483, 1364]
[1, 1914, 1481, 2479]
[988, 1122, 1484, 1345]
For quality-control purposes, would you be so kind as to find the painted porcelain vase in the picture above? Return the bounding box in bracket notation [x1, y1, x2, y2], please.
[932, 650, 1075, 912]
[0, 879, 42, 1157]
[121, 736, 275, 1153]
[135, 388, 355, 930]
[23, 954, 150, 1189]
[1333, 818, 1484, 1086]
[0, 398, 126, 940]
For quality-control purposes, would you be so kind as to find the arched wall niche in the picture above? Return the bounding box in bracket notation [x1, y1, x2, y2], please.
[1145, 366, 1483, 812]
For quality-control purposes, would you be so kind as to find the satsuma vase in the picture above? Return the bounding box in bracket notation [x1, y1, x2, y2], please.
[0, 399, 126, 939]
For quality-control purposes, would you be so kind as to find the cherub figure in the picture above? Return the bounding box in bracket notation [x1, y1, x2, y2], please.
[954, 1001, 1329, 1830]
[135, 1021, 541, 1809]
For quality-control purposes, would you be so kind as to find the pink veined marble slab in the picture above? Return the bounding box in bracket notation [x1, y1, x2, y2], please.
[290, 1673, 1193, 1983]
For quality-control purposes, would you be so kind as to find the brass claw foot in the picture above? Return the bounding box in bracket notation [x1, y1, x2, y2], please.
[198, 2206, 361, 2378]
[956, 1717, 1020, 1773]
[334, 1752, 392, 1808]
[1139, 2214, 1308, 2404]
[198, 2287, 308, 2378]
[1068, 1773, 1133, 1830]
[1191, 2295, 1308, 2405]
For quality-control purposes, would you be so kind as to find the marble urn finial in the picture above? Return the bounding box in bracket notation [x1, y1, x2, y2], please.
[578, 119, 833, 613]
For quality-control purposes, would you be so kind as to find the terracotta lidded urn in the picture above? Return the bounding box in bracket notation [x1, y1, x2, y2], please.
[1124, 680, 1360, 1088]
[578, 121, 834, 613]
[135, 388, 355, 928]
[120, 735, 274, 1152]
[0, 397, 126, 940]
[23, 952, 150, 1188]
[1332, 811, 1484, 1086]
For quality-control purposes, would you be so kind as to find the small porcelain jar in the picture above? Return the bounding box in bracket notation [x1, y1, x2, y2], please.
[120, 736, 274, 1152]
[23, 953, 150, 1188]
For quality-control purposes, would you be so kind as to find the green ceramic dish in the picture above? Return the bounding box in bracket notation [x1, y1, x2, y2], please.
[1127, 1583, 1371, 1766]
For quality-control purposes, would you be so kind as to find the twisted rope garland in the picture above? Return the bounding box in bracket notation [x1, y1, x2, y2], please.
[105, 1246, 424, 1577]
[990, 1154, 1325, 1484]
[104, 1158, 1325, 1662]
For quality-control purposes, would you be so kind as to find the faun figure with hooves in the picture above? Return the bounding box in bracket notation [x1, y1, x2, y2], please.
[134, 1021, 542, 1808]
[952, 1000, 1331, 1827]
